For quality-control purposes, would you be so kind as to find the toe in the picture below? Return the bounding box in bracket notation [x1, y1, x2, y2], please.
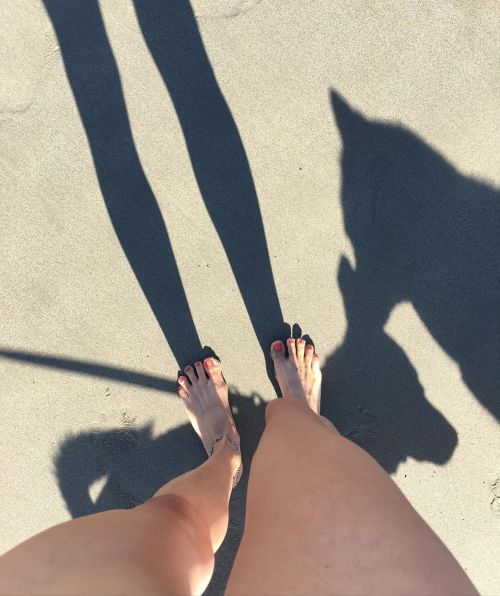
[203, 357, 225, 387]
[312, 353, 321, 375]
[184, 364, 197, 384]
[312, 354, 322, 397]
[305, 343, 314, 367]
[178, 375, 190, 396]
[194, 361, 206, 382]
[271, 340, 287, 372]
[271, 340, 288, 384]
[296, 338, 306, 363]
[178, 386, 189, 400]
[270, 340, 285, 361]
[287, 337, 297, 363]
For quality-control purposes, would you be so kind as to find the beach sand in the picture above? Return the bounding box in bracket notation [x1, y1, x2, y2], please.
[1, 1, 499, 593]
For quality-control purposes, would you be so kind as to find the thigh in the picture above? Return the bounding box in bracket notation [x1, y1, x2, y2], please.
[226, 398, 477, 596]
[0, 495, 211, 595]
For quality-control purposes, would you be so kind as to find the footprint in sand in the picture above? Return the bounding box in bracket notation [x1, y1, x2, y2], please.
[192, 0, 262, 19]
[489, 474, 500, 515]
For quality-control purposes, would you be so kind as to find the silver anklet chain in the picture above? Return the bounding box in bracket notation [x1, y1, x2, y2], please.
[209, 433, 242, 489]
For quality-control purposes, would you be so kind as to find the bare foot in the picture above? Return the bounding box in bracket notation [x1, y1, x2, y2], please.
[177, 357, 241, 465]
[270, 338, 322, 413]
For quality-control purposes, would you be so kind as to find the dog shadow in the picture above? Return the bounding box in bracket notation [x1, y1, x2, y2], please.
[322, 91, 500, 473]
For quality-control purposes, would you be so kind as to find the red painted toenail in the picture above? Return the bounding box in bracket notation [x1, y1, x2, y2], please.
[273, 341, 283, 351]
[297, 338, 305, 344]
[306, 344, 314, 350]
[288, 338, 295, 343]
[204, 357, 215, 368]
[178, 376, 186, 383]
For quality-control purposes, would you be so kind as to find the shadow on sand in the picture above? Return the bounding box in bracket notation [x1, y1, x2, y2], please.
[42, 0, 285, 371]
[7, 5, 500, 583]
[321, 91, 500, 473]
[54, 386, 267, 595]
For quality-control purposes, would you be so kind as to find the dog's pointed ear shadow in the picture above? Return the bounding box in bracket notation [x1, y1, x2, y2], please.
[330, 89, 368, 143]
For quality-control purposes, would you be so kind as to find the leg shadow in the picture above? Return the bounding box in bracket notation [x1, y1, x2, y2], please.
[132, 0, 286, 371]
[43, 0, 201, 366]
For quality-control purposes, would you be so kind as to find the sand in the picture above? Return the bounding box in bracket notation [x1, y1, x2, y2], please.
[1, 1, 499, 593]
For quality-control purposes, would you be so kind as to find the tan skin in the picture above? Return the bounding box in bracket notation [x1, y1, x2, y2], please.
[0, 337, 478, 595]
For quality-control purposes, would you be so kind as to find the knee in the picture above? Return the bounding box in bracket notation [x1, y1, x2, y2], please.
[266, 396, 308, 420]
[141, 493, 210, 546]
[264, 399, 341, 454]
[265, 397, 322, 428]
[136, 494, 215, 591]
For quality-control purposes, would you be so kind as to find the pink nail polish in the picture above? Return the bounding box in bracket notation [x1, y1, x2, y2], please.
[178, 376, 186, 383]
[288, 338, 295, 343]
[297, 338, 305, 344]
[204, 357, 215, 368]
[273, 341, 283, 351]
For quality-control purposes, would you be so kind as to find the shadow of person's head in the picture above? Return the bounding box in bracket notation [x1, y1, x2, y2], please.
[54, 388, 266, 517]
[54, 387, 267, 594]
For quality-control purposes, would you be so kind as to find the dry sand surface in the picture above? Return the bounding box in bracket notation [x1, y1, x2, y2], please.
[1, 0, 499, 593]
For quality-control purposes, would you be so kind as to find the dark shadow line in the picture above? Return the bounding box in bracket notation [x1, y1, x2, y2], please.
[42, 0, 202, 367]
[132, 1, 286, 366]
[0, 348, 178, 394]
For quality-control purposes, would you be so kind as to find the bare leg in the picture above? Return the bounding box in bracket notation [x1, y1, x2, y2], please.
[0, 357, 240, 595]
[227, 338, 478, 596]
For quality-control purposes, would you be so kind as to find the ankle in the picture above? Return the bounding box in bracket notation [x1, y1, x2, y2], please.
[212, 436, 241, 475]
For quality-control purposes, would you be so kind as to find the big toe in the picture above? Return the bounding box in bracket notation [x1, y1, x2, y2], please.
[203, 357, 225, 389]
[270, 340, 285, 361]
[271, 339, 287, 373]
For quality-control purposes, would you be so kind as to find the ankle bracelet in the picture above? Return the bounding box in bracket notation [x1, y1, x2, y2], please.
[209, 433, 242, 488]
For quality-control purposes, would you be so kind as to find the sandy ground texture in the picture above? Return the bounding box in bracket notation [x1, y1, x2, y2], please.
[1, 0, 500, 593]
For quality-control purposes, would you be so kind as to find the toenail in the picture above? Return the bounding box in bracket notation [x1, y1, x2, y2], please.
[204, 357, 215, 368]
[306, 345, 314, 350]
[185, 366, 191, 371]
[178, 376, 187, 383]
[273, 341, 283, 351]
[195, 362, 202, 367]
[288, 338, 295, 343]
[297, 338, 305, 344]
